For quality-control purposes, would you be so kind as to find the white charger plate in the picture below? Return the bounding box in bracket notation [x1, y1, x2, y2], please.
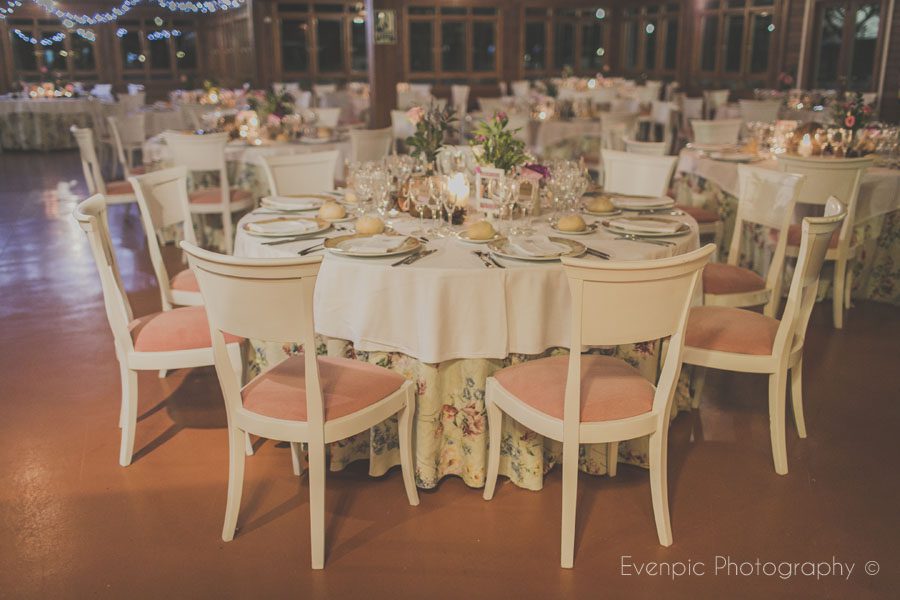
[456, 230, 502, 244]
[611, 196, 676, 211]
[488, 236, 586, 261]
[242, 216, 331, 238]
[324, 233, 421, 257]
[601, 216, 691, 238]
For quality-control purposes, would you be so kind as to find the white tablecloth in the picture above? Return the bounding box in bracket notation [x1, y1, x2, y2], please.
[534, 119, 604, 155]
[235, 211, 699, 364]
[141, 108, 185, 137]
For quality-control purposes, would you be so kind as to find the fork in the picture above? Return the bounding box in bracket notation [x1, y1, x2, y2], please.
[476, 250, 505, 268]
[613, 234, 675, 247]
[298, 241, 324, 255]
[472, 251, 496, 268]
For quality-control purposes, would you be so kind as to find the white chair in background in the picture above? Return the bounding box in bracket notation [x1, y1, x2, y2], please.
[391, 110, 417, 151]
[71, 127, 137, 205]
[600, 124, 628, 152]
[120, 92, 145, 114]
[397, 89, 426, 110]
[180, 103, 215, 130]
[511, 80, 531, 98]
[181, 242, 419, 569]
[107, 114, 147, 178]
[677, 96, 704, 140]
[599, 111, 639, 140]
[861, 92, 877, 106]
[163, 131, 253, 255]
[451, 84, 470, 116]
[611, 98, 641, 113]
[506, 114, 531, 146]
[777, 155, 872, 328]
[703, 89, 731, 119]
[312, 84, 337, 106]
[477, 97, 507, 115]
[684, 202, 846, 474]
[589, 86, 617, 107]
[601, 150, 677, 197]
[645, 100, 678, 151]
[703, 166, 803, 316]
[408, 83, 432, 96]
[349, 127, 393, 162]
[623, 138, 667, 155]
[294, 90, 312, 109]
[633, 85, 659, 105]
[126, 83, 144, 95]
[483, 245, 715, 567]
[129, 167, 204, 310]
[739, 100, 781, 124]
[73, 195, 242, 466]
[260, 150, 340, 196]
[310, 107, 340, 128]
[272, 82, 287, 94]
[691, 119, 742, 145]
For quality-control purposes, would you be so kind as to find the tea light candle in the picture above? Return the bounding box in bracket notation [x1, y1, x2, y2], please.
[447, 172, 470, 207]
[798, 134, 813, 157]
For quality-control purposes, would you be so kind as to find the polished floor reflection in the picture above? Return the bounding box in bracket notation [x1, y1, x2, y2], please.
[0, 151, 897, 598]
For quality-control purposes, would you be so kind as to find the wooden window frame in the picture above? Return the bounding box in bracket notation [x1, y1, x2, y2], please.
[619, 2, 681, 78]
[6, 18, 101, 81]
[276, 2, 368, 83]
[807, 0, 885, 91]
[521, 5, 612, 79]
[115, 18, 199, 83]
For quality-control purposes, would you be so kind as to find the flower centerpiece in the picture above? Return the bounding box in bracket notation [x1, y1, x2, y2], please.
[469, 112, 529, 172]
[247, 90, 296, 141]
[831, 91, 873, 134]
[404, 102, 457, 168]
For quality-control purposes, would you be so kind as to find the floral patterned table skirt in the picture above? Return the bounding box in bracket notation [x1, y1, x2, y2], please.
[0, 111, 93, 151]
[247, 337, 693, 491]
[673, 172, 900, 306]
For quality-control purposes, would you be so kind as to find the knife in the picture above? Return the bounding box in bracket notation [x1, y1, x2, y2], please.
[392, 248, 436, 267]
[263, 235, 327, 246]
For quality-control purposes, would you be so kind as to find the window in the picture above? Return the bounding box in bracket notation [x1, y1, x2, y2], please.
[175, 31, 198, 71]
[620, 3, 680, 75]
[581, 20, 605, 71]
[281, 19, 310, 71]
[409, 21, 434, 72]
[553, 21, 576, 70]
[119, 28, 144, 71]
[523, 6, 611, 76]
[350, 17, 367, 72]
[10, 29, 39, 72]
[523, 22, 546, 71]
[71, 35, 96, 71]
[316, 19, 343, 72]
[696, 0, 780, 85]
[147, 32, 171, 70]
[812, 1, 882, 90]
[441, 22, 466, 72]
[405, 6, 501, 81]
[278, 2, 367, 79]
[472, 22, 496, 72]
[41, 32, 67, 72]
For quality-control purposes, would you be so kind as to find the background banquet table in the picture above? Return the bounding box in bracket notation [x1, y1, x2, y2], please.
[234, 210, 700, 490]
[0, 97, 93, 151]
[141, 107, 186, 137]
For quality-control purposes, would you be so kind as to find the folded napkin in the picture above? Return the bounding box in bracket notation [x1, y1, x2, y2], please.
[608, 217, 682, 234]
[262, 196, 322, 211]
[338, 234, 407, 254]
[508, 235, 570, 257]
[246, 219, 318, 235]
[613, 196, 673, 208]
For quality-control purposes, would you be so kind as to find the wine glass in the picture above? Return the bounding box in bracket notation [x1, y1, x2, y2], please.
[490, 175, 520, 235]
[407, 175, 431, 236]
[427, 175, 447, 236]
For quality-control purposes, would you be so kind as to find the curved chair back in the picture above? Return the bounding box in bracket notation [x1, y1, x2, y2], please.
[180, 103, 214, 130]
[739, 100, 781, 123]
[511, 80, 530, 98]
[71, 126, 107, 195]
[451, 84, 470, 114]
[107, 113, 146, 176]
[120, 92, 145, 113]
[310, 107, 340, 128]
[164, 130, 229, 173]
[350, 127, 393, 162]
[691, 119, 742, 145]
[589, 86, 616, 107]
[623, 138, 667, 156]
[599, 111, 639, 138]
[260, 150, 339, 195]
[391, 110, 416, 148]
[601, 149, 677, 197]
[702, 89, 730, 118]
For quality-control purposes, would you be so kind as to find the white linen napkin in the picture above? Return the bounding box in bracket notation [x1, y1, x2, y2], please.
[608, 217, 682, 234]
[338, 234, 407, 254]
[612, 196, 673, 208]
[261, 196, 322, 211]
[246, 219, 318, 235]
[508, 235, 570, 257]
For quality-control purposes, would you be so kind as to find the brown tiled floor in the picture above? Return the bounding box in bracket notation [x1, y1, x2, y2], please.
[0, 151, 898, 599]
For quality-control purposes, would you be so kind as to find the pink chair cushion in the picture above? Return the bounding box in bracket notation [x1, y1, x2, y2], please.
[129, 165, 148, 175]
[685, 306, 780, 356]
[703, 263, 766, 295]
[129, 306, 241, 352]
[676, 204, 720, 224]
[189, 187, 252, 205]
[170, 268, 199, 292]
[106, 180, 133, 195]
[787, 223, 845, 248]
[493, 355, 654, 422]
[241, 355, 406, 422]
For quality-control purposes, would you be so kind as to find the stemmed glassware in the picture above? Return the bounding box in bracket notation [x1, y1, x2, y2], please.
[489, 175, 521, 235]
[407, 175, 432, 236]
[427, 175, 447, 236]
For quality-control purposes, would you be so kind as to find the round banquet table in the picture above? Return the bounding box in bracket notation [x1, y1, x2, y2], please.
[141, 107, 185, 137]
[0, 97, 93, 151]
[233, 208, 701, 490]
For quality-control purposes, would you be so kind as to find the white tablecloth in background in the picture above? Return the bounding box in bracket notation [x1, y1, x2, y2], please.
[141, 108, 185, 137]
[534, 119, 604, 155]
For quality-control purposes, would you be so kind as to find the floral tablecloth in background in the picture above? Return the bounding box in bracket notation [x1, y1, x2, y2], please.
[0, 98, 93, 151]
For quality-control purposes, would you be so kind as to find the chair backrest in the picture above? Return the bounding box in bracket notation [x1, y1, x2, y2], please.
[451, 84, 470, 114]
[589, 87, 617, 106]
[311, 107, 340, 127]
[391, 110, 417, 142]
[73, 194, 135, 353]
[408, 83, 432, 96]
[397, 89, 429, 110]
[703, 89, 730, 117]
[164, 130, 229, 174]
[180, 242, 325, 427]
[511, 80, 530, 98]
[260, 150, 339, 195]
[599, 111, 639, 137]
[678, 96, 704, 128]
[610, 98, 641, 113]
[313, 84, 337, 106]
[91, 83, 114, 100]
[623, 138, 667, 156]
[600, 124, 627, 151]
[179, 103, 214, 130]
[601, 149, 677, 197]
[560, 244, 715, 424]
[776, 155, 871, 250]
[739, 100, 781, 124]
[650, 101, 677, 126]
[107, 113, 146, 176]
[120, 92, 145, 113]
[506, 114, 530, 145]
[691, 119, 742, 145]
[350, 127, 393, 162]
[633, 85, 659, 104]
[71, 126, 107, 195]
[775, 200, 846, 354]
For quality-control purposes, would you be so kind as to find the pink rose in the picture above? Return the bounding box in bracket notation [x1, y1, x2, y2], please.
[406, 106, 425, 125]
[267, 114, 282, 127]
[845, 115, 856, 128]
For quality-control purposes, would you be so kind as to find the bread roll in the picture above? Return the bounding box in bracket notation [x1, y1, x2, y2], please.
[557, 214, 587, 232]
[466, 220, 496, 240]
[355, 216, 385, 235]
[586, 195, 614, 213]
[318, 201, 346, 220]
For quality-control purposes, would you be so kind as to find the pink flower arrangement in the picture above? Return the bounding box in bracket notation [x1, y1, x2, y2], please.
[267, 113, 282, 127]
[405, 106, 425, 125]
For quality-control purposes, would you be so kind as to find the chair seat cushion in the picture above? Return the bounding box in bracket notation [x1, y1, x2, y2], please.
[685, 306, 780, 356]
[129, 165, 148, 175]
[106, 180, 133, 195]
[129, 305, 241, 352]
[170, 268, 199, 292]
[676, 204, 720, 223]
[241, 355, 406, 422]
[786, 223, 845, 248]
[189, 187, 252, 205]
[493, 355, 654, 422]
[703, 263, 766, 295]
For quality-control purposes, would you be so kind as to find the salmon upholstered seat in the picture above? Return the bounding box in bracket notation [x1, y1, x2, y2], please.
[703, 262, 766, 295]
[685, 305, 780, 356]
[241, 354, 406, 422]
[170, 268, 200, 292]
[786, 223, 845, 248]
[129, 305, 242, 352]
[105, 180, 134, 195]
[189, 187, 252, 205]
[492, 355, 655, 422]
[676, 204, 720, 223]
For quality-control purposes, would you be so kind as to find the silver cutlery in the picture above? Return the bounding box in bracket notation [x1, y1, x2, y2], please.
[613, 234, 675, 247]
[392, 248, 437, 267]
[585, 248, 611, 260]
[263, 235, 327, 246]
[478, 251, 506, 269]
[298, 241, 324, 255]
[472, 251, 496, 268]
[637, 209, 685, 216]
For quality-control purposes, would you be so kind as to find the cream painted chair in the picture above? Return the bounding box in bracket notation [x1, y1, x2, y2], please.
[684, 200, 846, 475]
[349, 127, 393, 162]
[703, 89, 730, 119]
[180, 103, 214, 130]
[129, 167, 203, 310]
[391, 110, 416, 152]
[623, 138, 667, 156]
[181, 242, 419, 569]
[588, 86, 617, 108]
[397, 89, 429, 110]
[676, 96, 704, 141]
[643, 100, 678, 152]
[483, 245, 716, 568]
[599, 111, 639, 140]
[120, 91, 145, 113]
[703, 166, 803, 316]
[511, 80, 531, 98]
[107, 114, 147, 178]
[312, 83, 337, 106]
[260, 150, 339, 196]
[310, 107, 340, 128]
[600, 149, 677, 197]
[691, 119, 742, 145]
[74, 195, 242, 466]
[163, 131, 254, 255]
[71, 127, 137, 205]
[777, 155, 872, 328]
[739, 100, 781, 124]
[451, 84, 470, 115]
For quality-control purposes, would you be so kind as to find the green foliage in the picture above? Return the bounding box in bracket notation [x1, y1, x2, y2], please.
[405, 103, 458, 164]
[469, 113, 529, 172]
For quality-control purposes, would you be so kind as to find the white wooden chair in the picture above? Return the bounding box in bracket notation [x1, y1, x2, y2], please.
[601, 149, 677, 197]
[391, 110, 416, 151]
[181, 242, 419, 569]
[588, 86, 617, 108]
[684, 200, 846, 475]
[610, 98, 641, 113]
[71, 127, 137, 205]
[691, 119, 742, 146]
[120, 91, 145, 113]
[739, 100, 781, 124]
[180, 103, 214, 130]
[310, 107, 340, 128]
[129, 167, 203, 310]
[777, 155, 872, 328]
[623, 138, 667, 156]
[483, 245, 715, 568]
[703, 89, 730, 119]
[703, 166, 803, 316]
[599, 111, 639, 140]
[293, 90, 312, 109]
[107, 113, 147, 178]
[643, 101, 678, 152]
[676, 95, 704, 141]
[511, 80, 531, 98]
[260, 150, 339, 196]
[349, 127, 393, 163]
[312, 84, 337, 107]
[451, 84, 470, 115]
[73, 194, 242, 466]
[163, 131, 253, 255]
[477, 97, 507, 115]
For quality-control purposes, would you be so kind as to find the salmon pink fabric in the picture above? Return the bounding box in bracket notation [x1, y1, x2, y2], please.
[703, 263, 766, 295]
[686, 306, 779, 355]
[129, 306, 241, 352]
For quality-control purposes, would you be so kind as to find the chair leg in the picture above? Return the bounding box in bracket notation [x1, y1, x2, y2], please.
[844, 260, 854, 312]
[768, 370, 789, 475]
[158, 369, 167, 379]
[832, 259, 847, 329]
[649, 428, 673, 546]
[222, 427, 246, 542]
[607, 442, 619, 477]
[244, 432, 254, 456]
[482, 395, 503, 501]
[222, 210, 234, 255]
[308, 442, 327, 569]
[560, 441, 579, 569]
[397, 388, 420, 506]
[290, 442, 303, 476]
[119, 369, 138, 466]
[790, 358, 807, 439]
[690, 367, 707, 409]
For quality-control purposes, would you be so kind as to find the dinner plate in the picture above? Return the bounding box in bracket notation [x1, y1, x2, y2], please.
[260, 194, 331, 212]
[456, 230, 503, 244]
[488, 236, 586, 261]
[708, 152, 762, 163]
[300, 137, 338, 145]
[583, 208, 622, 217]
[241, 216, 331, 238]
[550, 221, 599, 235]
[601, 216, 691, 238]
[324, 233, 421, 257]
[611, 196, 676, 211]
[690, 143, 738, 152]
